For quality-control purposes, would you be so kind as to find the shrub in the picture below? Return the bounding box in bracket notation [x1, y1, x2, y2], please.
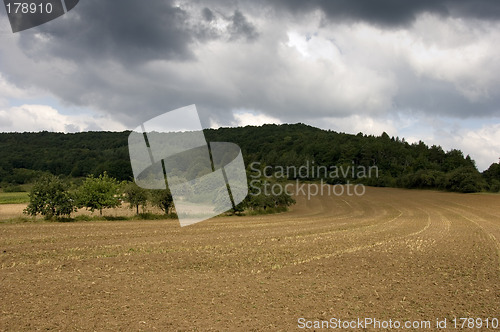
[3, 185, 25, 193]
[444, 167, 486, 193]
[150, 189, 174, 215]
[24, 174, 75, 219]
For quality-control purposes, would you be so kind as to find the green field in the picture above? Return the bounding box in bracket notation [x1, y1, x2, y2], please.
[0, 191, 30, 204]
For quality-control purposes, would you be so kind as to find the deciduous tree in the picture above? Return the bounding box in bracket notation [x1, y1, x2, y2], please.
[123, 182, 148, 215]
[150, 189, 174, 215]
[76, 172, 121, 215]
[24, 174, 75, 219]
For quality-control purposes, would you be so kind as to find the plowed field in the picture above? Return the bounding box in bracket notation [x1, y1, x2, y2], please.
[1, 187, 499, 330]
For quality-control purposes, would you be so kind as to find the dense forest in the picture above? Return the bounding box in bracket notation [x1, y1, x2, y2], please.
[0, 123, 499, 193]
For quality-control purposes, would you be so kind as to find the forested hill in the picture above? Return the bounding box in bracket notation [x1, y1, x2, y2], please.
[0, 124, 499, 193]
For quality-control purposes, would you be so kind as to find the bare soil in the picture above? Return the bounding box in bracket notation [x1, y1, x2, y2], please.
[0, 204, 27, 219]
[1, 187, 499, 330]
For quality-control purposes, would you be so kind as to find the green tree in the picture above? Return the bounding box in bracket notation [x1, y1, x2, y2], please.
[483, 161, 500, 192]
[150, 189, 174, 215]
[24, 174, 75, 219]
[212, 184, 247, 215]
[444, 167, 486, 193]
[76, 173, 121, 215]
[123, 182, 148, 215]
[241, 177, 295, 212]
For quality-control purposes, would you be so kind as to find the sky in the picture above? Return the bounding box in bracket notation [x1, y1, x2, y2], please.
[0, 0, 500, 170]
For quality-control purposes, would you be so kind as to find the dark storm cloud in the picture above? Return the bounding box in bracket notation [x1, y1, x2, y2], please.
[15, 0, 260, 65]
[202, 7, 215, 22]
[229, 10, 258, 41]
[447, 0, 500, 21]
[193, 8, 258, 42]
[268, 0, 500, 27]
[17, 0, 196, 64]
[0, 1, 260, 128]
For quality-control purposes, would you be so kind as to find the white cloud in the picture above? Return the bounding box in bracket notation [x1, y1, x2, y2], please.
[0, 104, 126, 132]
[232, 110, 281, 127]
[440, 122, 500, 171]
[0, 74, 27, 101]
[459, 123, 500, 170]
[403, 15, 500, 102]
[312, 115, 398, 137]
[0, 73, 43, 108]
[396, 114, 500, 171]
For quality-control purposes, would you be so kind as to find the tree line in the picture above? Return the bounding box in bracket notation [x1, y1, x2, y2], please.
[1, 124, 499, 193]
[205, 124, 499, 193]
[24, 173, 175, 220]
[24, 172, 295, 220]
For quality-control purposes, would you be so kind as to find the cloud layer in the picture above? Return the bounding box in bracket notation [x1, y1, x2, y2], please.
[0, 0, 499, 169]
[0, 104, 126, 132]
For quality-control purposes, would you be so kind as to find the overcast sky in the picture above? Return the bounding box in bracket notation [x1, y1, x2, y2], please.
[1, 0, 500, 170]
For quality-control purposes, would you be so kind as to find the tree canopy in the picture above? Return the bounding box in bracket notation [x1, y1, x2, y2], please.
[24, 174, 75, 219]
[76, 173, 121, 215]
[1, 124, 498, 193]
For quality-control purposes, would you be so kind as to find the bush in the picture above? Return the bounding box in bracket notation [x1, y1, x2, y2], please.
[2, 185, 25, 193]
[74, 215, 94, 222]
[24, 174, 75, 219]
[483, 162, 500, 192]
[133, 212, 178, 220]
[150, 189, 174, 215]
[9, 169, 47, 185]
[246, 205, 289, 215]
[240, 178, 295, 212]
[487, 179, 500, 193]
[444, 167, 486, 193]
